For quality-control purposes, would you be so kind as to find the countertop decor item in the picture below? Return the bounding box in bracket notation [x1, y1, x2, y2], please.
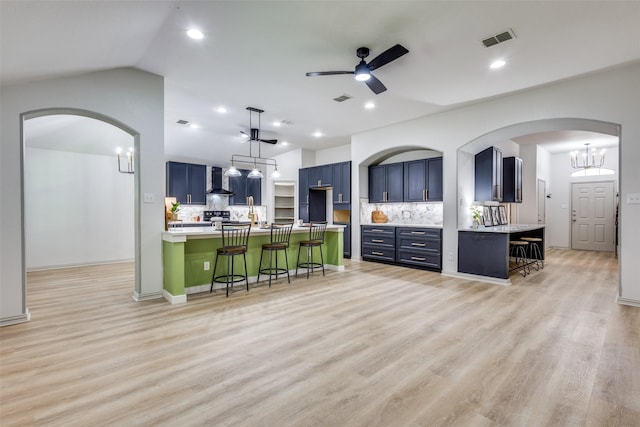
[371, 209, 388, 223]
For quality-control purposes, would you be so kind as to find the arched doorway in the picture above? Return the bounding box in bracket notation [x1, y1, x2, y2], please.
[20, 108, 140, 304]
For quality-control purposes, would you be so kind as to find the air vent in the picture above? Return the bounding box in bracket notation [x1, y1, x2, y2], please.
[333, 94, 353, 102]
[482, 29, 516, 48]
[280, 120, 294, 126]
[176, 119, 189, 125]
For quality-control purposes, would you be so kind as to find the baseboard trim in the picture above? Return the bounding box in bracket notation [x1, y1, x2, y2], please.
[163, 290, 187, 304]
[0, 309, 31, 327]
[441, 271, 511, 286]
[27, 259, 134, 272]
[132, 291, 163, 302]
[616, 296, 640, 307]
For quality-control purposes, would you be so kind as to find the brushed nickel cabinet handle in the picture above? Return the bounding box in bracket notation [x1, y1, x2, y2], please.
[411, 256, 426, 261]
[372, 239, 384, 243]
[425, 189, 429, 200]
[410, 231, 425, 235]
[411, 242, 426, 247]
[372, 229, 385, 232]
[372, 251, 384, 256]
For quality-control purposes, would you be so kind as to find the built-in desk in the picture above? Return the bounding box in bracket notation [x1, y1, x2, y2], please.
[162, 225, 345, 303]
[458, 225, 545, 280]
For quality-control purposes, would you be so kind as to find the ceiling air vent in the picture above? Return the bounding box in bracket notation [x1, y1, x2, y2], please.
[482, 29, 516, 48]
[333, 94, 352, 102]
[176, 119, 189, 125]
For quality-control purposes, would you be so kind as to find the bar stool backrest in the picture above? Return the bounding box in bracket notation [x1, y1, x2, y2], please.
[221, 222, 251, 250]
[271, 223, 293, 246]
[309, 221, 327, 243]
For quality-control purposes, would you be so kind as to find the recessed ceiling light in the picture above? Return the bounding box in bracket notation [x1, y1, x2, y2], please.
[188, 123, 200, 129]
[364, 102, 375, 109]
[215, 106, 227, 113]
[273, 121, 281, 127]
[187, 29, 204, 40]
[281, 141, 289, 146]
[313, 131, 323, 138]
[490, 59, 506, 69]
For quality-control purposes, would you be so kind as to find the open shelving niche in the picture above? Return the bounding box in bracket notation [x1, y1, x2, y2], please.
[273, 182, 296, 224]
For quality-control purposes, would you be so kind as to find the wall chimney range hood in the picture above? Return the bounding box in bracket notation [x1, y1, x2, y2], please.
[208, 167, 233, 195]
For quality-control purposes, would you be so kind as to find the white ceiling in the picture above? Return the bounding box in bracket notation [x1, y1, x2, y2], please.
[3, 1, 639, 163]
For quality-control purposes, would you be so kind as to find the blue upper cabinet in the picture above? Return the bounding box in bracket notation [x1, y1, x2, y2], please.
[308, 164, 332, 188]
[332, 161, 351, 204]
[229, 170, 261, 205]
[298, 168, 309, 206]
[166, 161, 206, 205]
[369, 162, 403, 203]
[502, 156, 523, 203]
[475, 146, 503, 202]
[403, 157, 443, 202]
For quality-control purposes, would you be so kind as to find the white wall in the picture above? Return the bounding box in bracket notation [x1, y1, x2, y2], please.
[315, 144, 350, 165]
[24, 148, 135, 269]
[547, 147, 619, 249]
[351, 62, 640, 305]
[1, 68, 165, 325]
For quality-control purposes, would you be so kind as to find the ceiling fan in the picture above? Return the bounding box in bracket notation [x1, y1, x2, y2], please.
[240, 107, 277, 144]
[306, 44, 409, 94]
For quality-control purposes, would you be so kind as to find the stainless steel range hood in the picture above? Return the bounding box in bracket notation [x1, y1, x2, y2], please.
[208, 167, 233, 195]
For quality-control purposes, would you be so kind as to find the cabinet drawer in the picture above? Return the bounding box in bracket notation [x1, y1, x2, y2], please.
[362, 234, 396, 247]
[396, 236, 440, 253]
[397, 249, 441, 269]
[362, 245, 396, 262]
[396, 227, 441, 239]
[362, 225, 395, 236]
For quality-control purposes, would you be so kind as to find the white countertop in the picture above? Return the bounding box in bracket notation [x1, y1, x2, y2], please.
[361, 223, 443, 229]
[163, 224, 345, 241]
[459, 224, 545, 233]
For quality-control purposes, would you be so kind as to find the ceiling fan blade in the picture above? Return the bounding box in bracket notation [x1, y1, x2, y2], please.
[364, 74, 387, 94]
[367, 44, 409, 71]
[306, 71, 354, 77]
[259, 139, 278, 145]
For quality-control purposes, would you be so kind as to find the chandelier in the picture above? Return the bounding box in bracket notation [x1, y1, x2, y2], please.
[570, 143, 613, 177]
[225, 107, 280, 179]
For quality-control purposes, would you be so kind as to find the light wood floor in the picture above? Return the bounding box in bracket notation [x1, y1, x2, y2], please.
[1, 250, 639, 426]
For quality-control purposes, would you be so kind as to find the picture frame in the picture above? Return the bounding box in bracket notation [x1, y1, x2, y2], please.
[483, 206, 493, 226]
[499, 205, 508, 225]
[491, 206, 501, 225]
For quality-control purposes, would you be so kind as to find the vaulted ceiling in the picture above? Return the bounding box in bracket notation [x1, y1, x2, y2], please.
[3, 1, 639, 162]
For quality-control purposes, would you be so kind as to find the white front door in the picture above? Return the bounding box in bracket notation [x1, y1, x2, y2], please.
[571, 181, 615, 251]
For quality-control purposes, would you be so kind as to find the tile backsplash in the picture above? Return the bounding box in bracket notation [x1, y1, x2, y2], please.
[360, 201, 443, 226]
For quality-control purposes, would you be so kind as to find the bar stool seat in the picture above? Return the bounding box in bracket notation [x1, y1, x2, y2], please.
[211, 222, 251, 297]
[520, 237, 543, 270]
[509, 240, 530, 277]
[296, 221, 327, 279]
[257, 223, 293, 287]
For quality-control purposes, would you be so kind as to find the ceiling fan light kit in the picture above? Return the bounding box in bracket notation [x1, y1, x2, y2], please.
[306, 44, 409, 94]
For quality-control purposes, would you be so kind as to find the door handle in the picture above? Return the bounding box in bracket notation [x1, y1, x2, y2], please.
[411, 242, 426, 247]
[372, 251, 384, 256]
[372, 239, 384, 243]
[411, 256, 426, 261]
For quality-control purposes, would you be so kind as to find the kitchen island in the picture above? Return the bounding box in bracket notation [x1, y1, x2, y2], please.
[162, 224, 344, 303]
[458, 225, 545, 281]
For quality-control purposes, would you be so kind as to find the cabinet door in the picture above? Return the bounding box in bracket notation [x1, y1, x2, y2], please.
[308, 166, 322, 187]
[298, 204, 309, 223]
[368, 165, 386, 203]
[332, 161, 351, 204]
[166, 161, 189, 204]
[515, 157, 522, 202]
[188, 163, 207, 205]
[229, 172, 247, 206]
[319, 165, 332, 186]
[502, 156, 522, 203]
[386, 163, 404, 202]
[403, 159, 427, 202]
[427, 157, 443, 201]
[343, 224, 351, 258]
[493, 148, 503, 202]
[246, 175, 262, 206]
[298, 168, 309, 205]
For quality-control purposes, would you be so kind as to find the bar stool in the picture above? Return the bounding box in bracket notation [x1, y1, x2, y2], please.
[520, 237, 544, 270]
[509, 240, 530, 277]
[257, 223, 293, 287]
[211, 222, 251, 297]
[296, 221, 327, 279]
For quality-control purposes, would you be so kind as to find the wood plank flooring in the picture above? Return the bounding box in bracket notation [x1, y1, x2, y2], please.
[1, 250, 639, 426]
